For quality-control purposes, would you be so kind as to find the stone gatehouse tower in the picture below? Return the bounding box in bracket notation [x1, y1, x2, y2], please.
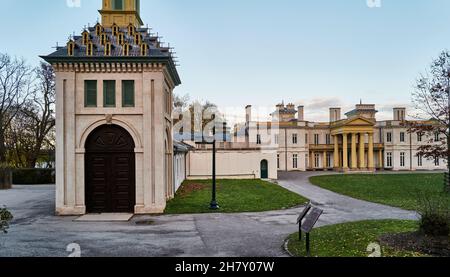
[41, 0, 181, 215]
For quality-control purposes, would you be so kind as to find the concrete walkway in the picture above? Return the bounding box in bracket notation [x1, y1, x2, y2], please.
[0, 172, 418, 257]
[276, 171, 418, 226]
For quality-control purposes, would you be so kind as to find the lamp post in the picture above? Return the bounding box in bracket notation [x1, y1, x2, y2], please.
[210, 121, 219, 210]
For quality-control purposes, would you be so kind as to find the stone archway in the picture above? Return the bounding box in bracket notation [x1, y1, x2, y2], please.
[85, 124, 136, 213]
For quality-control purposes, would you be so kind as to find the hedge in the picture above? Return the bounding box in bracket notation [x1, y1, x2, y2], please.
[12, 169, 55, 185]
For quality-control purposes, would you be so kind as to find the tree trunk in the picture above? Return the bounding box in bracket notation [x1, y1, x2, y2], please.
[0, 168, 12, 190]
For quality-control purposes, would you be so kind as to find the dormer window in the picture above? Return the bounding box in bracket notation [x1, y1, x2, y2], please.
[134, 33, 141, 45]
[112, 24, 119, 36]
[100, 33, 108, 46]
[123, 43, 130, 56]
[104, 43, 112, 56]
[82, 31, 90, 45]
[112, 0, 124, 10]
[140, 43, 148, 56]
[95, 24, 103, 36]
[86, 42, 94, 56]
[118, 33, 125, 45]
[128, 24, 135, 36]
[67, 41, 75, 56]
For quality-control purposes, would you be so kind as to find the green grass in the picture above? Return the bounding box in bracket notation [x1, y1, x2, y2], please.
[165, 179, 308, 214]
[310, 173, 450, 210]
[286, 220, 424, 257]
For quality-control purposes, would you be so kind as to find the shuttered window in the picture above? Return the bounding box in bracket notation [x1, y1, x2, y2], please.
[84, 80, 97, 107]
[113, 0, 124, 10]
[103, 80, 116, 107]
[122, 80, 135, 107]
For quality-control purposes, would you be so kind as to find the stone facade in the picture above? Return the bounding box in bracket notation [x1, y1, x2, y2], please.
[41, 0, 180, 215]
[245, 103, 447, 172]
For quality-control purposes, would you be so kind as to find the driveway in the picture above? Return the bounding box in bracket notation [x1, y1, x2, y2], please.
[0, 172, 417, 257]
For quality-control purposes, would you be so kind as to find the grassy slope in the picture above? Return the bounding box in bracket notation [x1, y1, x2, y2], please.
[165, 179, 308, 214]
[287, 220, 424, 257]
[310, 173, 449, 210]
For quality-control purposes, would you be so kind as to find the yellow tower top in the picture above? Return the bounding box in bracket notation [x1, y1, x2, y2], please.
[99, 0, 143, 28]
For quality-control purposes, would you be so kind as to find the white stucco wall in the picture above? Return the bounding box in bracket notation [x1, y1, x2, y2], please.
[187, 149, 278, 180]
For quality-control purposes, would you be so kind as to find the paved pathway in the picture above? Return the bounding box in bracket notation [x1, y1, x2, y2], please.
[0, 172, 418, 257]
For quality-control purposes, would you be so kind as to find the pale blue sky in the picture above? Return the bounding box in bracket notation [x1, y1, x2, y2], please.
[1, 0, 449, 121]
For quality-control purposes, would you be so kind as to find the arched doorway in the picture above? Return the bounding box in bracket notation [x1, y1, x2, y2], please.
[260, 160, 268, 179]
[85, 124, 136, 213]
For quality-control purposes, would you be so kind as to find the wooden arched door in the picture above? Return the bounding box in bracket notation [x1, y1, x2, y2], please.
[85, 125, 136, 213]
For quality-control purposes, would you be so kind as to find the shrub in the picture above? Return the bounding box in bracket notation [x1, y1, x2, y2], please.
[0, 207, 13, 234]
[12, 169, 55, 184]
[417, 193, 450, 237]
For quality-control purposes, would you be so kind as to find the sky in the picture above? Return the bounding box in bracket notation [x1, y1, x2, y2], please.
[1, 0, 450, 123]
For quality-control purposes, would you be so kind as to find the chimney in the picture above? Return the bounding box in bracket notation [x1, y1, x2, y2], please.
[298, 106, 304, 121]
[330, 108, 341, 122]
[287, 103, 295, 110]
[245, 105, 252, 123]
[393, 107, 406, 121]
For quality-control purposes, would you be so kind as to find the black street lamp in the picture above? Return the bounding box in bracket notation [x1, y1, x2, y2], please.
[210, 122, 219, 210]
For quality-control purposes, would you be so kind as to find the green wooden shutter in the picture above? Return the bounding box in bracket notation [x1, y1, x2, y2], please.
[122, 80, 135, 107]
[113, 0, 124, 10]
[103, 80, 116, 107]
[84, 80, 97, 107]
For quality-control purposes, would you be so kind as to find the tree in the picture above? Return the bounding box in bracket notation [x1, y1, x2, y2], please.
[0, 54, 33, 164]
[410, 50, 450, 190]
[6, 62, 55, 168]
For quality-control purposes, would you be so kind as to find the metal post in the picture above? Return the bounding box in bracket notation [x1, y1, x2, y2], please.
[210, 122, 219, 210]
[306, 233, 310, 257]
[299, 223, 302, 241]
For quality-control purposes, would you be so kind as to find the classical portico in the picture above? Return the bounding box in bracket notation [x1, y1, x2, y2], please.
[330, 117, 377, 172]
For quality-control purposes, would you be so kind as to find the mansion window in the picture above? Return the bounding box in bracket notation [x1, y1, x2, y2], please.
[435, 133, 440, 142]
[103, 80, 116, 107]
[327, 153, 332, 168]
[256, 135, 261, 145]
[326, 134, 331, 145]
[277, 154, 280, 169]
[314, 134, 320, 145]
[274, 134, 279, 145]
[417, 154, 423, 167]
[305, 134, 308, 144]
[417, 132, 423, 142]
[400, 132, 405, 143]
[293, 154, 298, 169]
[386, 152, 393, 167]
[314, 153, 320, 168]
[84, 80, 97, 107]
[305, 154, 309, 169]
[435, 157, 440, 166]
[292, 134, 298, 144]
[400, 152, 405, 167]
[122, 80, 135, 107]
[386, 132, 392, 143]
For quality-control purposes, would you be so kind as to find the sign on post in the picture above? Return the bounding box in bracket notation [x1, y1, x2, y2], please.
[300, 207, 324, 257]
[297, 202, 312, 241]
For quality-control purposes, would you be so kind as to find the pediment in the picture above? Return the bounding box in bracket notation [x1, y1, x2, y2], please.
[345, 117, 375, 126]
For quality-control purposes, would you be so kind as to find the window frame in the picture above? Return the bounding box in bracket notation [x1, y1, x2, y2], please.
[84, 80, 97, 108]
[122, 80, 135, 107]
[103, 80, 116, 107]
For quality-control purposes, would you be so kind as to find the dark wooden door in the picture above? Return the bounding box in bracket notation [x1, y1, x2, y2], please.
[260, 160, 268, 179]
[85, 125, 135, 213]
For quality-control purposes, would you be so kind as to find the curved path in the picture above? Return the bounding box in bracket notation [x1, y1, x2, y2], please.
[0, 172, 417, 257]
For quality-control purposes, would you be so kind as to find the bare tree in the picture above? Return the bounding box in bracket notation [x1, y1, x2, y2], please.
[410, 50, 450, 189]
[6, 62, 55, 168]
[0, 54, 33, 164]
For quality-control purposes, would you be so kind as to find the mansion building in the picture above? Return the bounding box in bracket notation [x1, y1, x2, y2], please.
[244, 103, 446, 172]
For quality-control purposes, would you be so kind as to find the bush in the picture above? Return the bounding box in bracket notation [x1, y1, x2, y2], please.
[12, 169, 55, 185]
[417, 193, 450, 237]
[0, 207, 13, 233]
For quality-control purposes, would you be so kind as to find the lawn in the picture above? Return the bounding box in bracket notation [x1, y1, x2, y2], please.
[309, 173, 450, 210]
[286, 220, 424, 257]
[164, 179, 308, 214]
